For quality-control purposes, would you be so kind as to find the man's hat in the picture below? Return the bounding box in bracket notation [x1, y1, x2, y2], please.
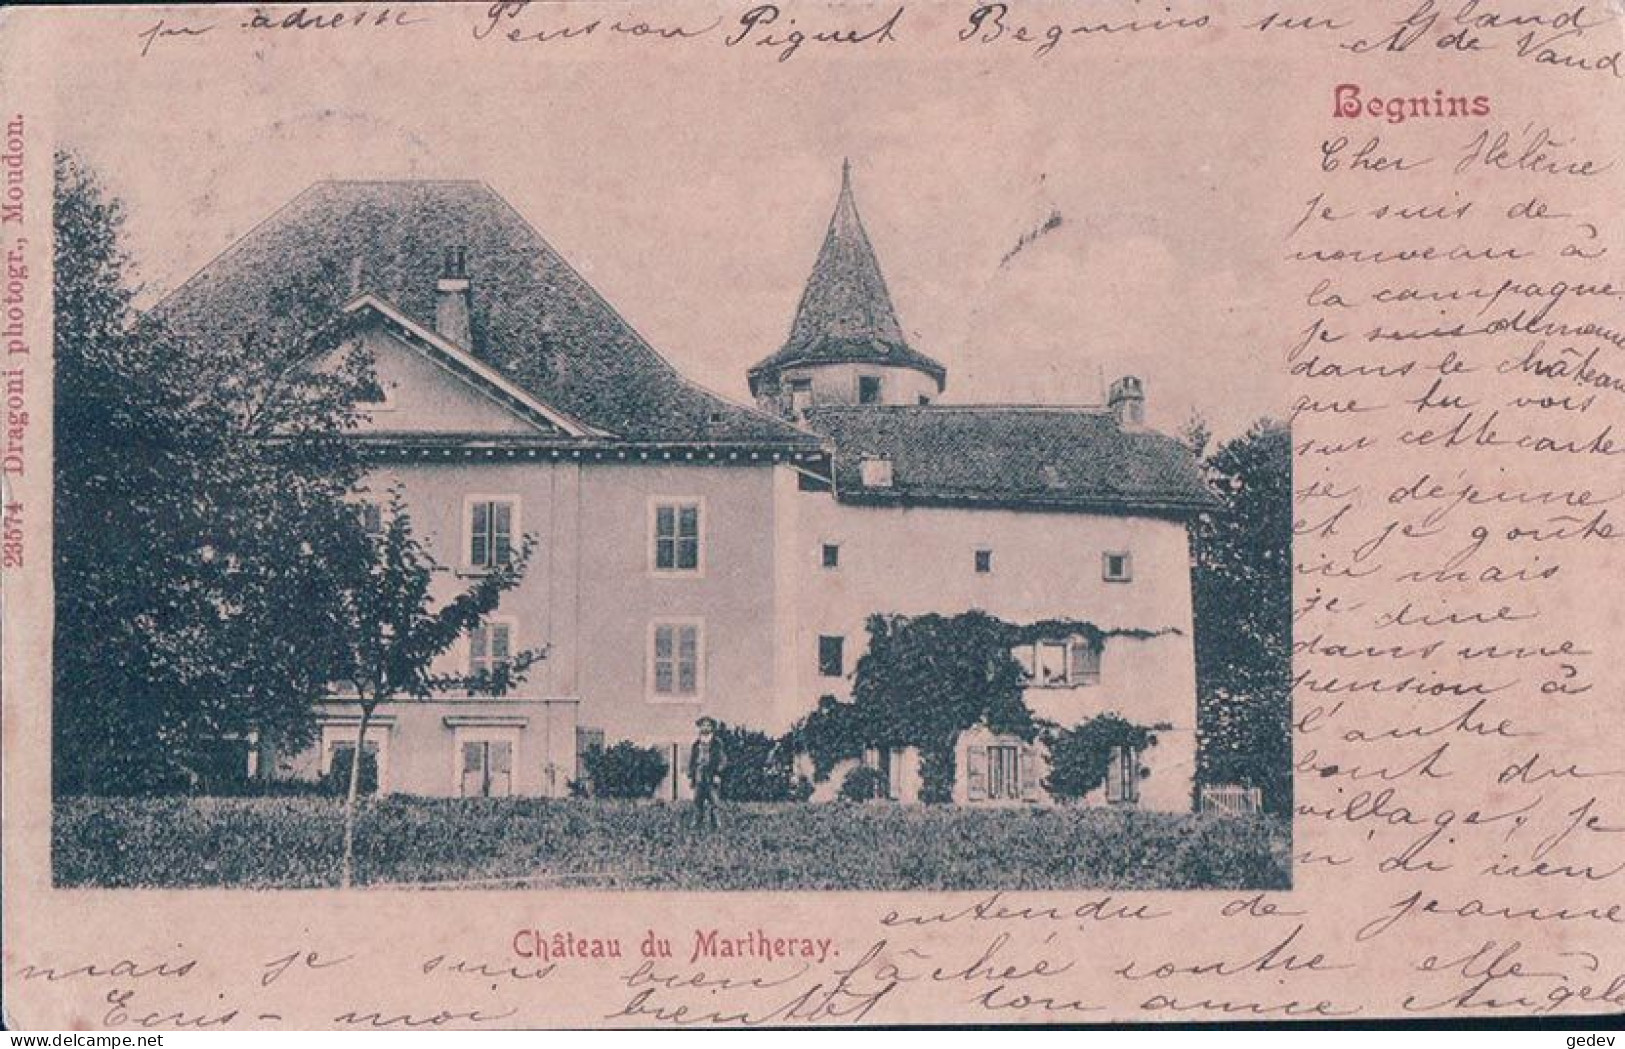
[695, 716, 717, 729]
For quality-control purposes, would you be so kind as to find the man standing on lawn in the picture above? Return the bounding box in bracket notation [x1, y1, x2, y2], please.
[688, 716, 727, 832]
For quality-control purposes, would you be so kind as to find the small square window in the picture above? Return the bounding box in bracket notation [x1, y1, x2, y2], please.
[974, 549, 993, 574]
[818, 635, 845, 677]
[1103, 551, 1133, 583]
[858, 376, 883, 404]
[821, 543, 840, 569]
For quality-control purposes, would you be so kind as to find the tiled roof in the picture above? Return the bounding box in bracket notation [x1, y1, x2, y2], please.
[152, 180, 819, 449]
[747, 164, 946, 394]
[802, 405, 1215, 516]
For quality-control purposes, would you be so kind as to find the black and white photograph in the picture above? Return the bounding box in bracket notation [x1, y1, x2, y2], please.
[47, 54, 1291, 892]
[10, 0, 1625, 1034]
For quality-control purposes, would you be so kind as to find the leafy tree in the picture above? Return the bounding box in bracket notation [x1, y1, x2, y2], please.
[1043, 714, 1157, 802]
[326, 488, 542, 887]
[53, 152, 372, 795]
[582, 741, 669, 800]
[1189, 418, 1292, 814]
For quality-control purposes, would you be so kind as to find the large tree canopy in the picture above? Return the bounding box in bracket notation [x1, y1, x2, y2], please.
[1188, 418, 1293, 813]
[53, 153, 372, 795]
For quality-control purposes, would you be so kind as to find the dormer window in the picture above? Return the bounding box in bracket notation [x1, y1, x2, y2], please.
[788, 377, 813, 417]
[859, 457, 894, 488]
[858, 375, 883, 404]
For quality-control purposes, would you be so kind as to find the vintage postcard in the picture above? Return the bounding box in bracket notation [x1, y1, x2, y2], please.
[2, 0, 1623, 1029]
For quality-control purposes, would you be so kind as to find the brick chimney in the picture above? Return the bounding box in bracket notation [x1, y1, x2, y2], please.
[1108, 375, 1145, 428]
[435, 247, 472, 349]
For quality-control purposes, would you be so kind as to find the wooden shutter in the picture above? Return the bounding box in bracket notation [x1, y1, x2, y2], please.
[677, 626, 698, 694]
[461, 741, 484, 797]
[655, 505, 675, 569]
[1106, 746, 1125, 803]
[1021, 744, 1041, 801]
[490, 741, 513, 797]
[677, 505, 699, 570]
[492, 502, 513, 565]
[470, 502, 490, 566]
[965, 745, 988, 801]
[1069, 638, 1101, 686]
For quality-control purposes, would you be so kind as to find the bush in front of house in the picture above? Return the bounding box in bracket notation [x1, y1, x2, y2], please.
[715, 722, 804, 803]
[838, 765, 888, 802]
[582, 741, 668, 799]
[1043, 713, 1157, 802]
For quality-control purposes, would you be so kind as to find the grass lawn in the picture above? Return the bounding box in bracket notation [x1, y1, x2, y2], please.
[54, 796, 1291, 891]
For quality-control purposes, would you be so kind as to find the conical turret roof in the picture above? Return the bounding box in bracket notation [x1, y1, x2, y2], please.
[748, 162, 946, 394]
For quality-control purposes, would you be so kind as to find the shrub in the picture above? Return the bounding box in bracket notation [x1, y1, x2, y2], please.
[1044, 714, 1157, 801]
[839, 765, 887, 802]
[583, 741, 668, 799]
[716, 722, 802, 802]
[789, 696, 867, 781]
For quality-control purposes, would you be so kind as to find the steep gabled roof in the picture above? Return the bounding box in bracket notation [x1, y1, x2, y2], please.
[748, 163, 946, 394]
[802, 405, 1215, 516]
[341, 293, 600, 437]
[152, 180, 819, 449]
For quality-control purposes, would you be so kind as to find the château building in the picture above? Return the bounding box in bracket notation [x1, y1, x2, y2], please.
[155, 165, 1211, 808]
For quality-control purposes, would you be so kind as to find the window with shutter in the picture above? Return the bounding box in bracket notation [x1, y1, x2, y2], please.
[467, 498, 517, 569]
[1105, 746, 1139, 803]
